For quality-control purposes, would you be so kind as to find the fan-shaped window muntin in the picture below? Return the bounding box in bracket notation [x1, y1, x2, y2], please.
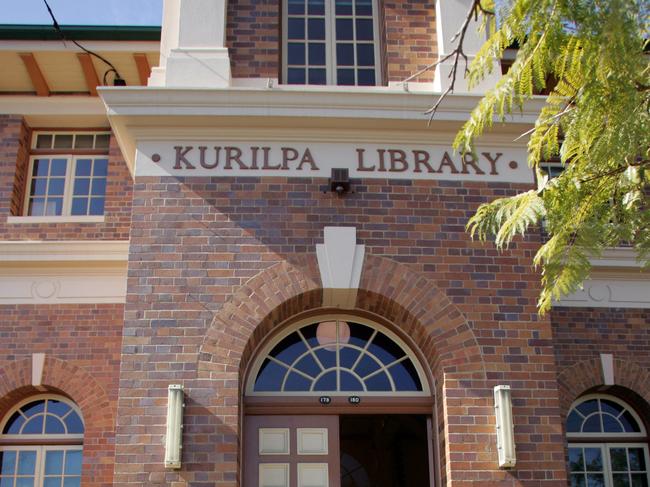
[0, 396, 84, 487]
[247, 316, 429, 396]
[567, 395, 645, 437]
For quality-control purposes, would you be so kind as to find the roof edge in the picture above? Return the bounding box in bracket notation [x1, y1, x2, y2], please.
[0, 24, 161, 41]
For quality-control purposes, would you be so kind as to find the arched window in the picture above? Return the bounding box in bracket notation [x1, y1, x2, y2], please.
[0, 395, 84, 487]
[567, 395, 649, 487]
[247, 317, 429, 395]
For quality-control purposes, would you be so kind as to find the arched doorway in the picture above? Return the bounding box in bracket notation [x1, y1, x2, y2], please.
[243, 314, 435, 487]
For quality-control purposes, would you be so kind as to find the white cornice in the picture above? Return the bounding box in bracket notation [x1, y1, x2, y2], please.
[0, 240, 129, 263]
[0, 40, 159, 52]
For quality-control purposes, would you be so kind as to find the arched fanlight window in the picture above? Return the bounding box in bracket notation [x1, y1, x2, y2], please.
[247, 317, 429, 395]
[0, 395, 84, 487]
[567, 395, 649, 487]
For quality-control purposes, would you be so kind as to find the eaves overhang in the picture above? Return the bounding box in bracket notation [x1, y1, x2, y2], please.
[99, 85, 547, 178]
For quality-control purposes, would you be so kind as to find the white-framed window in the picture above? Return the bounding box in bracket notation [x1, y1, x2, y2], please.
[0, 395, 84, 487]
[283, 0, 381, 86]
[567, 395, 650, 487]
[24, 132, 110, 217]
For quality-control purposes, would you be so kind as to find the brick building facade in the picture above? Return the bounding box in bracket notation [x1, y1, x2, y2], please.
[0, 2, 648, 487]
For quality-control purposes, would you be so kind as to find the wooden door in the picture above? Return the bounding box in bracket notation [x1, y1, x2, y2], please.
[244, 415, 341, 487]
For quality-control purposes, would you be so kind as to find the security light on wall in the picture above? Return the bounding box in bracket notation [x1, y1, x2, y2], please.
[494, 385, 516, 468]
[165, 384, 184, 469]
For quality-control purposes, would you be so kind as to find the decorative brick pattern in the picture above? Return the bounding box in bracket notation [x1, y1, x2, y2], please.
[0, 303, 124, 487]
[0, 115, 132, 241]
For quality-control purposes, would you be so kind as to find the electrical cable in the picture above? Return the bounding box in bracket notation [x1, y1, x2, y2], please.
[41, 0, 125, 86]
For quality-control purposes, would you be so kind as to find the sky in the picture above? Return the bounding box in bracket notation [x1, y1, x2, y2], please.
[1, 0, 162, 26]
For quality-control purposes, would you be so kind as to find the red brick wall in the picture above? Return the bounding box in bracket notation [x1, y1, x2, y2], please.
[0, 115, 132, 241]
[0, 304, 124, 487]
[225, 1, 437, 83]
[114, 176, 566, 486]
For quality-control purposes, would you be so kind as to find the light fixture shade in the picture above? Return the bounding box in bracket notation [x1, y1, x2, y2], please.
[165, 384, 184, 469]
[494, 385, 516, 468]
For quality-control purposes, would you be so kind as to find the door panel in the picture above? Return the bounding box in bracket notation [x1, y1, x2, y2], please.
[245, 416, 340, 487]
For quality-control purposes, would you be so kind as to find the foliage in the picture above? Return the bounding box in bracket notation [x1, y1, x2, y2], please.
[459, 0, 650, 312]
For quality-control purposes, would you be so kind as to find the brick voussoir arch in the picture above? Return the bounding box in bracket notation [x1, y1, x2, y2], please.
[557, 358, 650, 417]
[197, 253, 485, 383]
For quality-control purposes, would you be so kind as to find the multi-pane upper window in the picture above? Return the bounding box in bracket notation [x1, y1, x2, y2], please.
[0, 396, 84, 487]
[24, 132, 110, 217]
[284, 0, 380, 86]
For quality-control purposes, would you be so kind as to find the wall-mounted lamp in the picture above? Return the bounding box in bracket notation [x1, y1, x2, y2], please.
[329, 168, 350, 195]
[165, 384, 184, 469]
[494, 385, 516, 468]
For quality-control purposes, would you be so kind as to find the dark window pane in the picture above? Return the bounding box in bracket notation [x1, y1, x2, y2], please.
[288, 68, 306, 84]
[94, 134, 110, 149]
[28, 198, 45, 216]
[45, 451, 64, 475]
[287, 0, 304, 14]
[270, 332, 307, 365]
[16, 478, 35, 487]
[314, 347, 336, 369]
[45, 416, 66, 434]
[611, 448, 629, 471]
[288, 18, 305, 40]
[308, 43, 326, 65]
[613, 474, 630, 487]
[89, 198, 105, 216]
[336, 0, 353, 15]
[603, 414, 623, 433]
[91, 178, 106, 196]
[336, 18, 353, 40]
[587, 474, 605, 487]
[17, 451, 36, 474]
[389, 360, 421, 391]
[365, 371, 391, 391]
[44, 479, 61, 487]
[569, 448, 585, 472]
[47, 400, 71, 418]
[355, 0, 373, 16]
[22, 401, 45, 417]
[3, 412, 25, 434]
[300, 323, 319, 347]
[254, 359, 288, 391]
[46, 198, 63, 216]
[337, 68, 355, 85]
[628, 448, 646, 471]
[348, 323, 374, 348]
[288, 43, 306, 65]
[285, 371, 312, 391]
[0, 451, 16, 474]
[340, 370, 363, 391]
[294, 354, 321, 377]
[601, 399, 624, 416]
[356, 19, 374, 40]
[308, 68, 326, 84]
[73, 178, 90, 196]
[32, 159, 49, 176]
[64, 450, 82, 476]
[336, 43, 355, 66]
[339, 346, 361, 369]
[584, 448, 603, 471]
[93, 159, 108, 177]
[313, 370, 337, 391]
[63, 479, 80, 487]
[74, 134, 94, 149]
[582, 415, 602, 433]
[307, 0, 324, 15]
[572, 474, 586, 487]
[357, 44, 375, 66]
[368, 332, 405, 365]
[620, 411, 641, 432]
[75, 159, 92, 176]
[36, 134, 53, 149]
[48, 178, 65, 196]
[50, 159, 67, 176]
[64, 412, 84, 434]
[567, 410, 582, 432]
[31, 178, 47, 196]
[354, 353, 380, 377]
[71, 198, 88, 216]
[631, 474, 648, 487]
[357, 68, 376, 86]
[53, 134, 73, 149]
[308, 18, 325, 40]
[22, 416, 44, 434]
[577, 400, 599, 416]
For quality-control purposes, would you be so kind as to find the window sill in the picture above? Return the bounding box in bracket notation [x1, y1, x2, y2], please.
[7, 215, 105, 224]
